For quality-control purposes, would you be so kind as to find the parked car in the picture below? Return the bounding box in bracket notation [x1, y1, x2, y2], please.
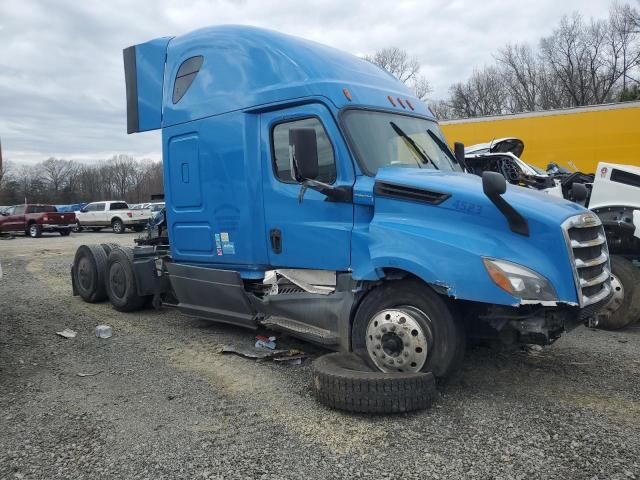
[0, 204, 76, 237]
[75, 201, 152, 234]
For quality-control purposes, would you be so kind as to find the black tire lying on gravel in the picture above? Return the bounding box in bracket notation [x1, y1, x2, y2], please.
[72, 244, 108, 303]
[597, 255, 640, 330]
[312, 352, 436, 414]
[105, 246, 147, 312]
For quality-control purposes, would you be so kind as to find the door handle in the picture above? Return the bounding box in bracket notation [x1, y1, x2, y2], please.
[270, 229, 282, 254]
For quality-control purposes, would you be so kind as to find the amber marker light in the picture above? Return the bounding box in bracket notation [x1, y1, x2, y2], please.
[343, 88, 352, 101]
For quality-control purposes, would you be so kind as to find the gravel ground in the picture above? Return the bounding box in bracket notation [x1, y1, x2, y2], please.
[1, 232, 639, 479]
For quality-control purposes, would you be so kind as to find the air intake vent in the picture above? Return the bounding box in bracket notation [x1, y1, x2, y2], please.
[374, 182, 450, 205]
[611, 168, 640, 188]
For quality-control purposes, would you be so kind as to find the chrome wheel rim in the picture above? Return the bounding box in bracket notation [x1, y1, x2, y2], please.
[604, 272, 624, 314]
[365, 308, 429, 373]
[29, 225, 37, 236]
[113, 222, 122, 233]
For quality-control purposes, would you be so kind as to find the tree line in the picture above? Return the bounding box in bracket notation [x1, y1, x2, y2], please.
[0, 155, 163, 207]
[368, 2, 640, 120]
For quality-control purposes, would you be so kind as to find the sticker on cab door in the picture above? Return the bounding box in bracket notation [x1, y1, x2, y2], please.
[214, 232, 235, 255]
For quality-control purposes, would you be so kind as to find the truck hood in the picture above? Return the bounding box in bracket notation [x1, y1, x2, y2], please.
[351, 167, 589, 306]
[374, 167, 584, 226]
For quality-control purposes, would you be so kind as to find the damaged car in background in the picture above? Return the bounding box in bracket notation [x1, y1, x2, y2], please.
[464, 137, 640, 330]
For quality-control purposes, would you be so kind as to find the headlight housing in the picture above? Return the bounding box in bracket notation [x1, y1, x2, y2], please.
[482, 258, 557, 301]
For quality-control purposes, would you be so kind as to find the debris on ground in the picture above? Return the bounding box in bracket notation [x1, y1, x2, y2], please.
[219, 344, 308, 363]
[255, 335, 277, 350]
[76, 371, 102, 377]
[95, 325, 113, 339]
[55, 328, 77, 339]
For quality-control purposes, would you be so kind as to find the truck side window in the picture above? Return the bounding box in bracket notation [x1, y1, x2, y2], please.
[272, 117, 336, 184]
[110, 202, 128, 210]
[14, 205, 26, 215]
[94, 203, 106, 211]
[173, 56, 204, 104]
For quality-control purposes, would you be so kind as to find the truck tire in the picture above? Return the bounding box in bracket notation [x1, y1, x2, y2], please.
[105, 247, 146, 312]
[59, 228, 71, 236]
[311, 352, 436, 413]
[352, 279, 465, 380]
[100, 243, 120, 256]
[112, 218, 125, 234]
[72, 244, 108, 303]
[597, 256, 640, 330]
[72, 222, 82, 233]
[28, 223, 42, 238]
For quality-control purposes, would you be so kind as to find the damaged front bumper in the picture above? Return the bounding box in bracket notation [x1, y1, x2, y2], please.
[476, 294, 612, 345]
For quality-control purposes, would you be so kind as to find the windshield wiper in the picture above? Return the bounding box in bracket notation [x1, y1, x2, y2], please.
[389, 122, 439, 170]
[427, 130, 457, 165]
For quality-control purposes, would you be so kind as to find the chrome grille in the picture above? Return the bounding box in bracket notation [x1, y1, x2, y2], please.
[562, 213, 612, 308]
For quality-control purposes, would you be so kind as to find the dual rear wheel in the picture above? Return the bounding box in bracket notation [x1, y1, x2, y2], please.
[72, 243, 149, 311]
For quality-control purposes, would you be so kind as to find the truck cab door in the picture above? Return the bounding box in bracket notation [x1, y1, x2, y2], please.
[261, 103, 354, 270]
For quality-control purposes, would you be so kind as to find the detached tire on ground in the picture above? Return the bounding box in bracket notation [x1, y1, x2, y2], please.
[105, 246, 147, 312]
[597, 255, 640, 330]
[312, 352, 436, 414]
[72, 244, 108, 302]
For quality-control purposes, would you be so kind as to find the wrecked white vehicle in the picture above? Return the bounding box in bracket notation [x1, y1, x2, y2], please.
[465, 138, 640, 330]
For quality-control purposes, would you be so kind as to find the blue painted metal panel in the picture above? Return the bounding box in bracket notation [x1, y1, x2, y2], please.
[160, 25, 430, 127]
[163, 111, 270, 270]
[134, 37, 172, 132]
[260, 103, 354, 270]
[351, 168, 586, 304]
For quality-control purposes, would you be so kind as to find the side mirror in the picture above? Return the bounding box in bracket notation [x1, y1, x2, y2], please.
[570, 182, 588, 204]
[289, 128, 319, 182]
[482, 171, 507, 197]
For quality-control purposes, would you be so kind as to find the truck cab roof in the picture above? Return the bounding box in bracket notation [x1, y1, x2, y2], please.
[124, 25, 432, 133]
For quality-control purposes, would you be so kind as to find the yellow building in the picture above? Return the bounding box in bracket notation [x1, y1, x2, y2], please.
[440, 101, 640, 173]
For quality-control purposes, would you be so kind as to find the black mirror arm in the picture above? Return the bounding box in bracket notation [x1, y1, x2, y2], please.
[298, 179, 353, 203]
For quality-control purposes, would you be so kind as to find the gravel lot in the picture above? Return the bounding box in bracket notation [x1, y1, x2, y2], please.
[1, 232, 639, 479]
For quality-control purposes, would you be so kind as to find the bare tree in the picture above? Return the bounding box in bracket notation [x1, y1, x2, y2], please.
[496, 43, 541, 113]
[365, 47, 432, 99]
[40, 158, 77, 201]
[448, 66, 507, 118]
[429, 99, 455, 120]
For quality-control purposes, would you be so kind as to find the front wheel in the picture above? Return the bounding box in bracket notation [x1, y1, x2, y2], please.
[352, 279, 465, 379]
[112, 219, 124, 234]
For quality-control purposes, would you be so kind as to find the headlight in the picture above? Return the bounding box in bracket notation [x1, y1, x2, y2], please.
[482, 258, 557, 301]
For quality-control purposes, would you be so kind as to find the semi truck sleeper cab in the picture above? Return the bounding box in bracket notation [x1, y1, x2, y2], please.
[73, 25, 612, 378]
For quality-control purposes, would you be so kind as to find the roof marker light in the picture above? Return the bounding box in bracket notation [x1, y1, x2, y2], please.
[397, 98, 406, 108]
[406, 99, 414, 110]
[387, 95, 396, 107]
[343, 88, 352, 101]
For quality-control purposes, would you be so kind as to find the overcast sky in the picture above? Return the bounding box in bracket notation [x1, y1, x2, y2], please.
[0, 0, 613, 165]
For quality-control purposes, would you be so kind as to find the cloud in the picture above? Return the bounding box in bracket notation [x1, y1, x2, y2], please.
[0, 0, 612, 163]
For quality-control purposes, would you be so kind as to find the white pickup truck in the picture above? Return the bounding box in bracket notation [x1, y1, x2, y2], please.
[75, 201, 152, 234]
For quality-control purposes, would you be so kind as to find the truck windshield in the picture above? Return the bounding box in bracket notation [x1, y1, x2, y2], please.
[342, 109, 460, 175]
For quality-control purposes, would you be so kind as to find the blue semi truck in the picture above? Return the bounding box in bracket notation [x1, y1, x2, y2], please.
[72, 26, 612, 379]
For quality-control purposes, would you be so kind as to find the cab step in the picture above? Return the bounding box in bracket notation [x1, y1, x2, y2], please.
[261, 316, 339, 345]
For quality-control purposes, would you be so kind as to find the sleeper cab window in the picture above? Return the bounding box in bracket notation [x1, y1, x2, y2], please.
[173, 55, 204, 104]
[272, 117, 337, 184]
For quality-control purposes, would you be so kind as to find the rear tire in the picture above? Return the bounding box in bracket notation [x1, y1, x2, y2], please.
[112, 219, 124, 234]
[597, 256, 640, 330]
[72, 244, 108, 302]
[352, 279, 465, 380]
[59, 228, 71, 236]
[28, 223, 42, 238]
[312, 352, 436, 413]
[106, 247, 146, 312]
